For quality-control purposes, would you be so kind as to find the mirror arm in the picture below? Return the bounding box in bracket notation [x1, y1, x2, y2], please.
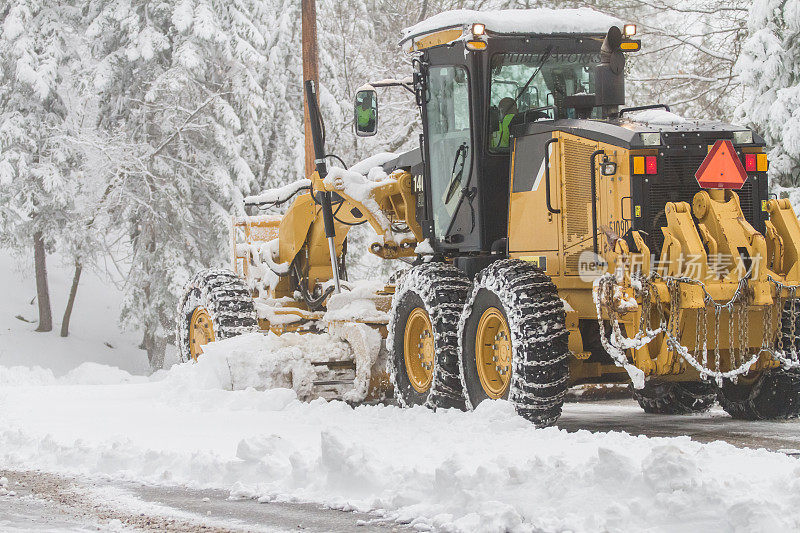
[369, 79, 416, 94]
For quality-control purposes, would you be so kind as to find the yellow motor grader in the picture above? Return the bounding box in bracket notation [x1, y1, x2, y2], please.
[178, 9, 800, 426]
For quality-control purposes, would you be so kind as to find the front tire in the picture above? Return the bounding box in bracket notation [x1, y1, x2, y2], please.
[632, 380, 716, 414]
[388, 263, 470, 409]
[177, 268, 258, 362]
[459, 259, 569, 427]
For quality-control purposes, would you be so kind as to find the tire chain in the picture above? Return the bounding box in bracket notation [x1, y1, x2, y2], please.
[176, 268, 259, 363]
[459, 259, 569, 427]
[389, 263, 471, 409]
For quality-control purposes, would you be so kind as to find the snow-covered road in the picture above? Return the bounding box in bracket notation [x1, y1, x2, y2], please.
[0, 469, 406, 532]
[2, 357, 800, 533]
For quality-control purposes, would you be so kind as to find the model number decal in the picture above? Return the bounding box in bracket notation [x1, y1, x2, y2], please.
[610, 220, 631, 236]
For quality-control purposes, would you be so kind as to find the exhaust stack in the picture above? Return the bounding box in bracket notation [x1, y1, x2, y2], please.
[594, 26, 626, 118]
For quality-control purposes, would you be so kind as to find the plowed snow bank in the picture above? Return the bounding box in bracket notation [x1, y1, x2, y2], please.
[2, 346, 800, 532]
[157, 332, 356, 399]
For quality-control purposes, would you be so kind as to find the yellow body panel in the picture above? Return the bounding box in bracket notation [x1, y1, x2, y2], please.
[508, 137, 561, 256]
[408, 29, 463, 51]
[509, 132, 634, 280]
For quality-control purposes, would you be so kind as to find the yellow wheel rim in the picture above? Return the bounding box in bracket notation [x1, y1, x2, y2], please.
[403, 307, 435, 393]
[475, 307, 512, 399]
[188, 307, 215, 361]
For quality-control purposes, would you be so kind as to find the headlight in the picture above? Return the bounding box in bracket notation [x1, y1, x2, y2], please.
[640, 132, 661, 146]
[733, 130, 753, 145]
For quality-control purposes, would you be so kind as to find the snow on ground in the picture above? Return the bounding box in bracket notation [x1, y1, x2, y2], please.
[0, 251, 151, 376]
[2, 349, 800, 532]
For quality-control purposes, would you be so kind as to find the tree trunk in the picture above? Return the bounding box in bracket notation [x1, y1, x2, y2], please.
[418, 0, 428, 22]
[33, 231, 53, 332]
[143, 327, 167, 370]
[60, 261, 83, 337]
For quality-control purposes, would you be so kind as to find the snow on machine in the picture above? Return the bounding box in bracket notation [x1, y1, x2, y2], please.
[178, 9, 800, 425]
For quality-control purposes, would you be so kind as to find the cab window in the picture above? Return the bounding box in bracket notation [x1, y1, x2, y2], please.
[425, 65, 472, 240]
[488, 51, 601, 153]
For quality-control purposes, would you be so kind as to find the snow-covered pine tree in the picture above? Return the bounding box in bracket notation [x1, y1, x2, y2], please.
[81, 0, 285, 367]
[736, 0, 800, 187]
[0, 0, 85, 332]
[258, 0, 305, 185]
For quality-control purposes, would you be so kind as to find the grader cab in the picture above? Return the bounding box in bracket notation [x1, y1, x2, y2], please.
[178, 9, 800, 426]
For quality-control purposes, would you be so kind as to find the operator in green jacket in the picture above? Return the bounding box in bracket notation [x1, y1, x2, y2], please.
[356, 92, 376, 132]
[491, 97, 517, 149]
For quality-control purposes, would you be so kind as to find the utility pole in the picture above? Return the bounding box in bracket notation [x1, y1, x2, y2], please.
[302, 0, 320, 178]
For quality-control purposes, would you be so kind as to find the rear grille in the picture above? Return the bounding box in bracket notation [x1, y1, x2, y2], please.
[563, 138, 594, 237]
[563, 138, 596, 274]
[640, 132, 761, 256]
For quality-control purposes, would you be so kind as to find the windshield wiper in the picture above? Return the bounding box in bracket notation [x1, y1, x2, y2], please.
[515, 45, 553, 105]
[445, 143, 468, 204]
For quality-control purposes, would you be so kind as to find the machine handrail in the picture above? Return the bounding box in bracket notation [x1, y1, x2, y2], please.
[544, 138, 560, 214]
[590, 149, 605, 255]
[618, 103, 670, 117]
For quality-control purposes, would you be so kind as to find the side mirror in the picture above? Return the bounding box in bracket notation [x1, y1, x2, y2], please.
[354, 88, 378, 137]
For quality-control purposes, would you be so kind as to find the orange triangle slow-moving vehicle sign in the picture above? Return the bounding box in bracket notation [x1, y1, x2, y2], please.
[695, 139, 747, 190]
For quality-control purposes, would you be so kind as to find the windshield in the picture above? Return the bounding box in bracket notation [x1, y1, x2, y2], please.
[489, 51, 601, 152]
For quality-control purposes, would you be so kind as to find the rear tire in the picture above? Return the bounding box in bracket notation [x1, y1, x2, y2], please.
[458, 259, 569, 427]
[177, 268, 258, 362]
[717, 369, 800, 420]
[717, 301, 800, 419]
[632, 380, 716, 414]
[388, 263, 470, 409]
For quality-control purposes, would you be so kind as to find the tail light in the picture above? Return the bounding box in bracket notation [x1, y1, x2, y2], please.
[744, 153, 757, 172]
[743, 153, 768, 172]
[645, 156, 657, 174]
[633, 155, 658, 174]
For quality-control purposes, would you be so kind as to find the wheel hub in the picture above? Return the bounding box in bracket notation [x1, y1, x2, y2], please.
[476, 307, 512, 398]
[404, 307, 435, 393]
[188, 307, 215, 361]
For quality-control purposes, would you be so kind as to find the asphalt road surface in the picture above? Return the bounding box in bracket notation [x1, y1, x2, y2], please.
[559, 399, 800, 452]
[2, 398, 799, 532]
